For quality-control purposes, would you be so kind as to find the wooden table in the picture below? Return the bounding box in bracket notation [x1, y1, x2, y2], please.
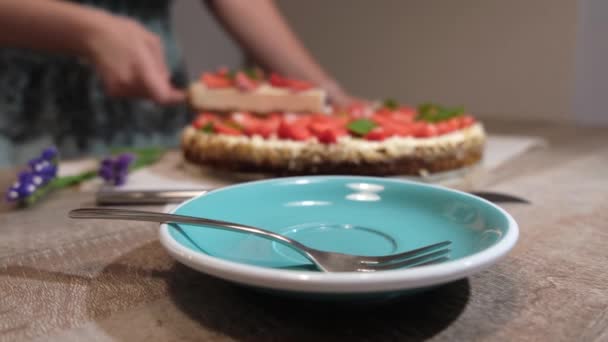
[1, 120, 607, 341]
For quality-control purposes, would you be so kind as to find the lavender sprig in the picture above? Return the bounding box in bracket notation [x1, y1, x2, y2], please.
[98, 153, 136, 186]
[5, 147, 165, 207]
[5, 147, 59, 205]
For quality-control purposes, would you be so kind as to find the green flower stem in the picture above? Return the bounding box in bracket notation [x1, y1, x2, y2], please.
[19, 147, 166, 207]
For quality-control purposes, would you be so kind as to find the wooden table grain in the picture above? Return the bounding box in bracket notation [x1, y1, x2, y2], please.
[1, 120, 607, 342]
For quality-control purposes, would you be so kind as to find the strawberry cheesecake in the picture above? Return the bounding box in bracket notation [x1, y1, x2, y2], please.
[182, 70, 486, 176]
[188, 67, 327, 113]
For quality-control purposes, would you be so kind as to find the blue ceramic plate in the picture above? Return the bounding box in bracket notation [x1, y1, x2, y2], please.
[159, 176, 518, 295]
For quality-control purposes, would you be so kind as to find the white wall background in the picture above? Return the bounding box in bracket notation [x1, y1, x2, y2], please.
[172, 1, 242, 74]
[172, 1, 602, 125]
[574, 0, 608, 125]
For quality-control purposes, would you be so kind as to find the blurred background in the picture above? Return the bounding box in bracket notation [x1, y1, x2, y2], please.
[173, 0, 607, 126]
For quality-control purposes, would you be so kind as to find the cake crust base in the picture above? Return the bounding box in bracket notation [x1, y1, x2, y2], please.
[181, 124, 485, 177]
[183, 146, 482, 176]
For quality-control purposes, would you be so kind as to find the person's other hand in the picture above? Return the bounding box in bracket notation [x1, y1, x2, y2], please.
[82, 14, 184, 105]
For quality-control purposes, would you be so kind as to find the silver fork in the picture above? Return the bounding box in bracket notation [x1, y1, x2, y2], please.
[69, 208, 452, 272]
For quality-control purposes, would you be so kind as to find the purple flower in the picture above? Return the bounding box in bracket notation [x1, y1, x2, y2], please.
[42, 164, 58, 179]
[6, 170, 37, 202]
[41, 147, 59, 161]
[98, 158, 115, 182]
[28, 157, 43, 172]
[114, 171, 128, 186]
[98, 153, 136, 186]
[5, 146, 60, 204]
[115, 153, 135, 170]
[5, 188, 20, 202]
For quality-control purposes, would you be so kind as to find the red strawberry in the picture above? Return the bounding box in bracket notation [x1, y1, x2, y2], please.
[364, 127, 390, 141]
[459, 115, 476, 128]
[287, 79, 313, 91]
[269, 73, 291, 87]
[436, 122, 452, 135]
[268, 73, 313, 91]
[231, 112, 261, 136]
[317, 128, 342, 144]
[192, 112, 218, 129]
[413, 122, 438, 138]
[235, 71, 258, 91]
[214, 122, 242, 136]
[446, 117, 460, 132]
[246, 114, 281, 138]
[389, 123, 415, 137]
[371, 113, 397, 127]
[201, 73, 232, 88]
[375, 108, 414, 125]
[346, 103, 374, 118]
[309, 117, 347, 143]
[396, 106, 416, 118]
[278, 120, 312, 141]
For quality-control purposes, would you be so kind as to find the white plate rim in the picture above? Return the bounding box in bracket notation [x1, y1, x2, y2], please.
[158, 176, 519, 294]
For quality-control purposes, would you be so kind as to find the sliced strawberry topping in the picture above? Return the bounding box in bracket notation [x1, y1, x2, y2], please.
[374, 108, 414, 126]
[269, 73, 291, 88]
[371, 113, 396, 127]
[387, 123, 415, 137]
[269, 73, 313, 91]
[413, 122, 439, 138]
[436, 121, 451, 135]
[316, 128, 343, 144]
[214, 122, 242, 136]
[201, 73, 232, 88]
[242, 114, 280, 138]
[364, 127, 390, 141]
[293, 115, 312, 127]
[396, 106, 417, 118]
[300, 114, 346, 143]
[235, 71, 258, 91]
[434, 117, 461, 134]
[228, 111, 261, 135]
[287, 79, 313, 91]
[192, 112, 218, 129]
[459, 115, 476, 128]
[254, 118, 281, 138]
[345, 102, 374, 118]
[278, 120, 312, 141]
[446, 117, 460, 132]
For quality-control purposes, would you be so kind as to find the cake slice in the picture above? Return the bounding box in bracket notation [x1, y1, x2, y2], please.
[188, 68, 327, 113]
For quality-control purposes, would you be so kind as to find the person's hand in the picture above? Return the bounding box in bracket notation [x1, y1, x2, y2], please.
[82, 13, 184, 105]
[320, 79, 367, 108]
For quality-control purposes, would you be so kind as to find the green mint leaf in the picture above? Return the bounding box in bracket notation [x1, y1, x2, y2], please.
[244, 67, 261, 80]
[383, 98, 399, 110]
[347, 119, 377, 136]
[201, 122, 215, 134]
[417, 103, 439, 118]
[416, 103, 465, 122]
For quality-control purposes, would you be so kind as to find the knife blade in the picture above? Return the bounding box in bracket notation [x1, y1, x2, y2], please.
[468, 191, 530, 204]
[95, 188, 530, 205]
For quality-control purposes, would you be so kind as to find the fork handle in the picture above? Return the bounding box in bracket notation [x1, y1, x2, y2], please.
[69, 208, 312, 257]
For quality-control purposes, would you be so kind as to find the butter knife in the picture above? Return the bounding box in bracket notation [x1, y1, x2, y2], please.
[95, 188, 530, 205]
